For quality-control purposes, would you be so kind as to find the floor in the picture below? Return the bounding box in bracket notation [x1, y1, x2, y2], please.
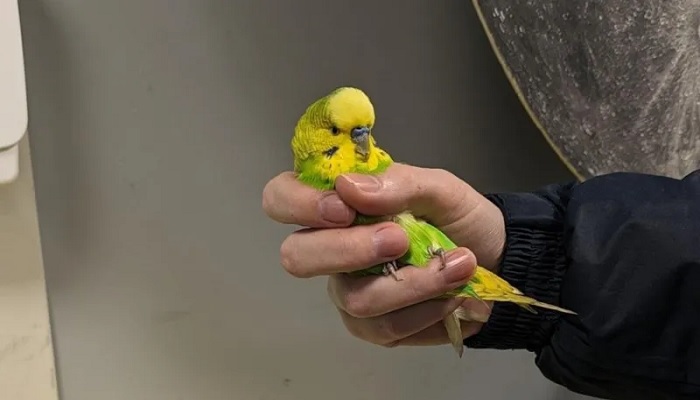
[0, 137, 58, 400]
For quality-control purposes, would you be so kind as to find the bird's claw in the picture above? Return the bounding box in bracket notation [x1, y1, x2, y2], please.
[429, 246, 447, 270]
[383, 260, 403, 281]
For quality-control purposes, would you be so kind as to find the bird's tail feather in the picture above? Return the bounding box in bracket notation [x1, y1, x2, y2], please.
[525, 300, 577, 315]
[443, 311, 464, 358]
[453, 291, 577, 315]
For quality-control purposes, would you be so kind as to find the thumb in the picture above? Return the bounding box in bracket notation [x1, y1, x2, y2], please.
[335, 163, 479, 226]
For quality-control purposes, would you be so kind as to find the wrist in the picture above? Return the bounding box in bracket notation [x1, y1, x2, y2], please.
[471, 196, 506, 271]
[464, 192, 569, 352]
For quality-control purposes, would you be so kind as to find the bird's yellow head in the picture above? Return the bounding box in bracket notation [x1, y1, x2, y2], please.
[291, 87, 392, 187]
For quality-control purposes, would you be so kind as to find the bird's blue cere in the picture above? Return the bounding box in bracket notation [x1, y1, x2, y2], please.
[351, 126, 370, 140]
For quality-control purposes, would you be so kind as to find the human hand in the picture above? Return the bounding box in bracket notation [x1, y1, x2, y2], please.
[262, 163, 505, 347]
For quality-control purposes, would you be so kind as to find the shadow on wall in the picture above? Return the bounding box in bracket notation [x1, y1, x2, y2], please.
[20, 1, 96, 275]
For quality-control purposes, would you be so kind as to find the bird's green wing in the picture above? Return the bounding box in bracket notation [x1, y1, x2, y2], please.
[394, 213, 481, 298]
[393, 212, 457, 267]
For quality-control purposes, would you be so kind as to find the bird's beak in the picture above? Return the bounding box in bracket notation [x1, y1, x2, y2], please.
[351, 126, 371, 159]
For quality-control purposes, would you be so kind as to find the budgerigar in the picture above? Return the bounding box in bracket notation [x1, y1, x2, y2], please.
[290, 87, 576, 357]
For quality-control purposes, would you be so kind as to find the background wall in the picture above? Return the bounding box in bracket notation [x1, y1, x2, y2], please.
[18, 0, 589, 399]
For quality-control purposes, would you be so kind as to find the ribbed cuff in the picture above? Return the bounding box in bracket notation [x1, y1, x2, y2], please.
[463, 193, 569, 352]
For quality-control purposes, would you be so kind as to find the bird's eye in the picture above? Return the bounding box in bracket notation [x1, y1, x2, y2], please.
[330, 126, 340, 135]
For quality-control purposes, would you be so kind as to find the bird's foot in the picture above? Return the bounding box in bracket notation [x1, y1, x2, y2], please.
[428, 246, 447, 270]
[382, 260, 403, 281]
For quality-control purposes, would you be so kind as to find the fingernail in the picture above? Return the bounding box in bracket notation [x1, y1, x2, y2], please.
[342, 174, 380, 192]
[319, 194, 352, 224]
[442, 249, 473, 285]
[373, 226, 407, 258]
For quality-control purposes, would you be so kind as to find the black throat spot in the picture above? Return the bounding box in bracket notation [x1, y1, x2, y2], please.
[323, 146, 339, 158]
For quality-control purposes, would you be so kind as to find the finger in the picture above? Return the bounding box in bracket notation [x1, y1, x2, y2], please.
[328, 248, 477, 317]
[390, 320, 484, 347]
[334, 163, 479, 226]
[454, 299, 493, 323]
[262, 171, 355, 228]
[280, 222, 408, 278]
[338, 298, 464, 346]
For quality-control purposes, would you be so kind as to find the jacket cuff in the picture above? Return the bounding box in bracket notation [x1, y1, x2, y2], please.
[463, 192, 569, 352]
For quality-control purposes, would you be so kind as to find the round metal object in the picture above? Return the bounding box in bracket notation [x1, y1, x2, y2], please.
[472, 0, 700, 180]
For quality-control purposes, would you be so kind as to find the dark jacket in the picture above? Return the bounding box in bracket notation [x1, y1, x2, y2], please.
[465, 170, 700, 400]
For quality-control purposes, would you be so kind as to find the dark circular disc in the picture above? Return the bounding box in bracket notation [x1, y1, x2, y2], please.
[472, 0, 700, 180]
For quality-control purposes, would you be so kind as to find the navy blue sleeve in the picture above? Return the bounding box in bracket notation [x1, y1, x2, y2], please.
[464, 170, 700, 400]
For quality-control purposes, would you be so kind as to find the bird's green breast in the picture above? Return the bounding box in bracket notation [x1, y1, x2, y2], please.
[295, 144, 393, 191]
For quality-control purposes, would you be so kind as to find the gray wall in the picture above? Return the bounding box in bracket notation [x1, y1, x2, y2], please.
[19, 0, 589, 399]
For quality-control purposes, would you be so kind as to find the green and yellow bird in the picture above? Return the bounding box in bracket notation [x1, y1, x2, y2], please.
[291, 87, 576, 357]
